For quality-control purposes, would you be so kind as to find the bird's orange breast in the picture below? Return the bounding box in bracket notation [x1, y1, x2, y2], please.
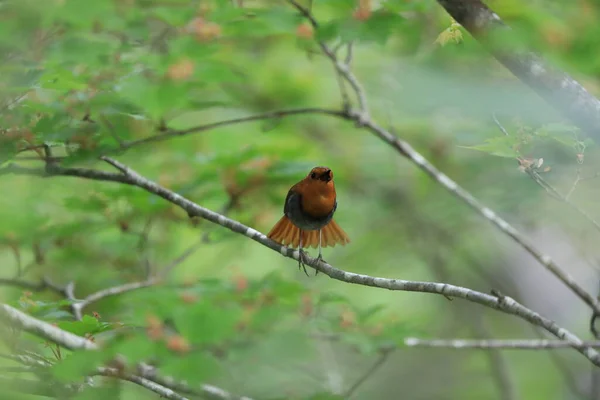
[296, 180, 337, 218]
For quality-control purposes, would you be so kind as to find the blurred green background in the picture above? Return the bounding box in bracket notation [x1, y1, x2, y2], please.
[1, 0, 600, 399]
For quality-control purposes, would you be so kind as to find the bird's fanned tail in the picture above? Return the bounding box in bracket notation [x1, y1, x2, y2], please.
[267, 216, 350, 249]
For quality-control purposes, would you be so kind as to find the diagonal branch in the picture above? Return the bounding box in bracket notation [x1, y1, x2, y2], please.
[96, 367, 189, 400]
[436, 0, 600, 142]
[2, 160, 600, 366]
[0, 304, 98, 350]
[343, 347, 394, 398]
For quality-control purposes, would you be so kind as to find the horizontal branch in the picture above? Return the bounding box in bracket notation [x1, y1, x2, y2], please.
[436, 0, 600, 142]
[405, 337, 600, 350]
[3, 160, 599, 367]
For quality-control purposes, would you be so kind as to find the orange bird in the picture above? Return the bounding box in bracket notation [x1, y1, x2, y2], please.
[267, 166, 350, 275]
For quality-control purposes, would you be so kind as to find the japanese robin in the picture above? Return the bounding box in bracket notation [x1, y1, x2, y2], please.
[267, 166, 350, 275]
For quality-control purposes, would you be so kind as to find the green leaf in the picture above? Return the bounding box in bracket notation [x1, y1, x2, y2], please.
[460, 136, 520, 158]
[57, 315, 113, 337]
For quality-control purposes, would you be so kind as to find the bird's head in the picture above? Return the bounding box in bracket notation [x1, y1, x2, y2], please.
[307, 166, 333, 183]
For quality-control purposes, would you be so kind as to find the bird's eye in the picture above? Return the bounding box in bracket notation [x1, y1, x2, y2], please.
[310, 172, 317, 179]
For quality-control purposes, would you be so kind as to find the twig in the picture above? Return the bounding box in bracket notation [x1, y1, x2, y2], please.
[122, 108, 344, 149]
[473, 317, 518, 400]
[71, 279, 159, 321]
[0, 353, 52, 368]
[492, 113, 510, 136]
[3, 161, 600, 366]
[404, 338, 600, 349]
[288, 1, 369, 121]
[137, 363, 254, 400]
[96, 367, 189, 400]
[343, 348, 393, 398]
[566, 168, 582, 201]
[529, 170, 600, 233]
[160, 239, 204, 277]
[0, 277, 76, 301]
[100, 115, 125, 149]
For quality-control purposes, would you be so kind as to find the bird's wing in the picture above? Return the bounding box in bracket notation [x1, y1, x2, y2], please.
[283, 188, 301, 216]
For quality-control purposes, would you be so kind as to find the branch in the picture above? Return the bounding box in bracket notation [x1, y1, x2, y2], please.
[122, 107, 344, 148]
[436, 0, 600, 142]
[0, 304, 98, 350]
[137, 363, 254, 400]
[96, 367, 189, 400]
[3, 161, 600, 367]
[343, 347, 393, 398]
[71, 279, 159, 321]
[288, 1, 369, 120]
[404, 338, 600, 349]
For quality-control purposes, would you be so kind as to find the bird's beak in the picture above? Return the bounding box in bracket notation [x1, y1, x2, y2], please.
[322, 169, 332, 182]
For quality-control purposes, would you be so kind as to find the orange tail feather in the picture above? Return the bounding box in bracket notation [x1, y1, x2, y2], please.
[268, 216, 350, 249]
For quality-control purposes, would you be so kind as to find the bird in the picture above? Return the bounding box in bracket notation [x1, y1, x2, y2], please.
[267, 166, 350, 275]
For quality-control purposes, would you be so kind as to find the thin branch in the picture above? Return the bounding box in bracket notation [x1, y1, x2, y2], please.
[137, 363, 254, 400]
[404, 338, 600, 349]
[71, 279, 159, 321]
[288, 1, 369, 121]
[0, 304, 98, 350]
[0, 277, 76, 300]
[100, 114, 125, 149]
[3, 161, 600, 366]
[528, 170, 600, 233]
[436, 0, 600, 142]
[122, 107, 344, 148]
[96, 367, 189, 400]
[160, 239, 205, 277]
[343, 348, 393, 398]
[492, 113, 510, 136]
[566, 168, 582, 201]
[473, 317, 518, 400]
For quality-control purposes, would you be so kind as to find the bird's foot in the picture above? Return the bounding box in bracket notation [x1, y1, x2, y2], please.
[298, 249, 310, 277]
[314, 255, 327, 276]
